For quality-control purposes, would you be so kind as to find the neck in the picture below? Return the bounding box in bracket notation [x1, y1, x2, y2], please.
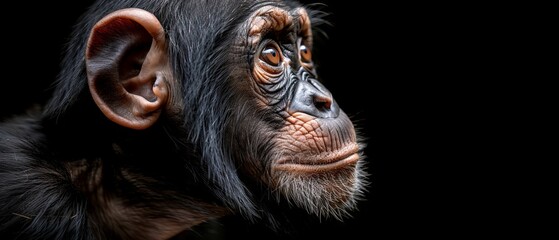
[66, 157, 230, 239]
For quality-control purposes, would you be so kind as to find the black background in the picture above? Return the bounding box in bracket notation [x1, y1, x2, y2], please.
[2, 1, 525, 239]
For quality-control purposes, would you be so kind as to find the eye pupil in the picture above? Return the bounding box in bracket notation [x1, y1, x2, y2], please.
[260, 46, 281, 66]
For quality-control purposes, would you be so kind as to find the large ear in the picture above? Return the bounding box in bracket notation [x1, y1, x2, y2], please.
[86, 8, 170, 130]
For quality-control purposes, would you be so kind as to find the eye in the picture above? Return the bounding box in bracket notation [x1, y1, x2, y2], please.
[299, 44, 312, 63]
[260, 44, 282, 66]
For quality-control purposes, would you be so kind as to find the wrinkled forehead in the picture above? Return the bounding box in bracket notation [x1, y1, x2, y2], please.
[242, 6, 313, 48]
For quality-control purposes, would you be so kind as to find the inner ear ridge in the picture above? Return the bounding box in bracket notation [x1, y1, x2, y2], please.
[117, 30, 153, 81]
[88, 18, 147, 58]
[88, 19, 153, 81]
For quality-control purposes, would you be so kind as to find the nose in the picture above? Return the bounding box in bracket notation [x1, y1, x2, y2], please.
[288, 79, 340, 118]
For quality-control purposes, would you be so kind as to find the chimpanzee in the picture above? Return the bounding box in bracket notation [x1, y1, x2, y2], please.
[0, 0, 368, 239]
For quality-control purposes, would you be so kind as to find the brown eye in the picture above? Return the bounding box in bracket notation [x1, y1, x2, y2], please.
[299, 44, 312, 63]
[260, 45, 281, 66]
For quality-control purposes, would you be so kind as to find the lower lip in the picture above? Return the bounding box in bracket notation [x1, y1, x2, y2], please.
[274, 153, 360, 173]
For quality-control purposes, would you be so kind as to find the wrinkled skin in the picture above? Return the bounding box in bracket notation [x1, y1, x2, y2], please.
[227, 6, 367, 219]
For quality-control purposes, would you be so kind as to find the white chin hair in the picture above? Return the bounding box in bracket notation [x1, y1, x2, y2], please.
[273, 163, 368, 220]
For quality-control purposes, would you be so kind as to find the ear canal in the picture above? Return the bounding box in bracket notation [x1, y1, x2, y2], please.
[86, 8, 171, 130]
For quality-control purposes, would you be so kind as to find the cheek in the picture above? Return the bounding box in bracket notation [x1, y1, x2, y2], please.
[226, 111, 280, 182]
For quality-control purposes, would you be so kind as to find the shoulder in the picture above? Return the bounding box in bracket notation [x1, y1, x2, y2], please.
[0, 113, 92, 239]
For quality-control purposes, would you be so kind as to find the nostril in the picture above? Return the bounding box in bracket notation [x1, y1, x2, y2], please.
[313, 95, 332, 112]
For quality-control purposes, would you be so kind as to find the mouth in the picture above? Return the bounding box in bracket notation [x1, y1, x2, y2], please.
[274, 143, 360, 173]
